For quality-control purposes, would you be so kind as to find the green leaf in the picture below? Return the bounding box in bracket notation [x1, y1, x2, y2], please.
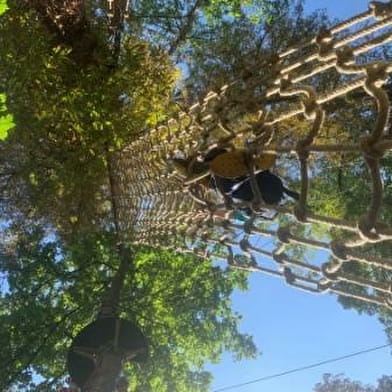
[0, 113, 13, 139]
[0, 0, 8, 15]
[0, 94, 14, 140]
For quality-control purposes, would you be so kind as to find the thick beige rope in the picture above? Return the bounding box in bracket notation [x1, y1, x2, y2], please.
[111, 1, 392, 310]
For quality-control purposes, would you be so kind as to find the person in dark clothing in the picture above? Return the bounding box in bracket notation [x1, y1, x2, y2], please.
[232, 170, 299, 204]
[214, 170, 299, 205]
[172, 147, 299, 205]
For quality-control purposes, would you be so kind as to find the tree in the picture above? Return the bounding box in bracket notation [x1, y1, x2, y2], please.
[2, 1, 305, 388]
[305, 111, 392, 337]
[0, 1, 177, 237]
[0, 0, 334, 236]
[183, 0, 329, 101]
[4, 0, 388, 391]
[0, 0, 13, 140]
[0, 1, 264, 388]
[0, 226, 257, 391]
[313, 373, 392, 392]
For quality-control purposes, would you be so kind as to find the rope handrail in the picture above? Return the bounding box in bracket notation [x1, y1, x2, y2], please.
[109, 1, 392, 310]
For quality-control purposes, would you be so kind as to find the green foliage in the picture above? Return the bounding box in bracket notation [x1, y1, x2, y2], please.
[183, 0, 329, 101]
[123, 0, 280, 55]
[0, 2, 263, 389]
[0, 9, 176, 143]
[0, 0, 8, 14]
[3, 0, 391, 390]
[123, 247, 255, 391]
[197, 0, 291, 24]
[0, 229, 256, 391]
[305, 91, 392, 344]
[0, 94, 14, 140]
[0, 7, 177, 234]
[0, 2, 13, 140]
[314, 373, 392, 392]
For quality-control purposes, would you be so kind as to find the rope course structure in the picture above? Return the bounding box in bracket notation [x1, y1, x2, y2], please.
[66, 244, 148, 392]
[109, 1, 392, 310]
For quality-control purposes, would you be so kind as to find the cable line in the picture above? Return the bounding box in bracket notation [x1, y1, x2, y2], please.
[213, 343, 392, 392]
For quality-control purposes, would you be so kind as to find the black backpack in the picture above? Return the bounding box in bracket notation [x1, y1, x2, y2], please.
[215, 170, 299, 205]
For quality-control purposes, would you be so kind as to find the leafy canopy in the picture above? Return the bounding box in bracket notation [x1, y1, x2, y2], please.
[0, 226, 256, 391]
[314, 373, 392, 392]
[0, 1, 13, 140]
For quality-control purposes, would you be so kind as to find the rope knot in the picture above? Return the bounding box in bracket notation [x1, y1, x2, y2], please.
[273, 253, 284, 264]
[226, 246, 235, 265]
[336, 45, 354, 66]
[271, 57, 284, 75]
[358, 215, 381, 241]
[359, 135, 384, 159]
[317, 279, 331, 292]
[277, 227, 291, 244]
[315, 29, 333, 44]
[330, 240, 348, 261]
[278, 75, 293, 94]
[366, 63, 389, 87]
[369, 1, 392, 18]
[239, 238, 251, 253]
[315, 29, 334, 59]
[385, 294, 392, 308]
[321, 262, 340, 281]
[243, 218, 255, 235]
[283, 266, 296, 284]
[301, 98, 318, 120]
[294, 204, 307, 223]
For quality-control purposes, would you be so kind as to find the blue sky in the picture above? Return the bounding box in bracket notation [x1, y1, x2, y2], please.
[209, 272, 391, 392]
[209, 1, 392, 391]
[305, 0, 370, 18]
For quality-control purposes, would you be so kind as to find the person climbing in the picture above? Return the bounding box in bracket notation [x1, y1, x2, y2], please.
[220, 170, 299, 205]
[171, 146, 299, 206]
[206, 147, 299, 205]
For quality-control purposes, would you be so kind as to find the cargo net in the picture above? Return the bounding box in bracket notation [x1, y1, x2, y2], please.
[112, 1, 392, 310]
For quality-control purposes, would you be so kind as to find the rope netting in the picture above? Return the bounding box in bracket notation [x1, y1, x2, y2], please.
[110, 1, 392, 309]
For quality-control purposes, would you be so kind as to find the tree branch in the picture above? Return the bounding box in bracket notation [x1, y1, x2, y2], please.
[168, 0, 204, 55]
[2, 306, 81, 390]
[109, 0, 130, 64]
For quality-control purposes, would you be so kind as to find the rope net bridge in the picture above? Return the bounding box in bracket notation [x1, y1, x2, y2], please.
[110, 2, 392, 309]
